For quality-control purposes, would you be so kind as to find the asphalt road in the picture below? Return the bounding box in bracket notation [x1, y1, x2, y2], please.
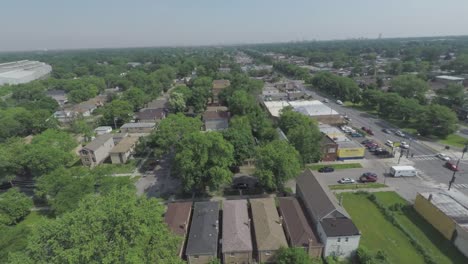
[296, 82, 468, 195]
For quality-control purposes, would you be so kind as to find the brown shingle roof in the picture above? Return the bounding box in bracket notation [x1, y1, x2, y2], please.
[83, 134, 114, 151]
[164, 202, 192, 236]
[250, 198, 288, 251]
[136, 108, 165, 121]
[278, 197, 322, 247]
[203, 111, 230, 120]
[109, 136, 139, 154]
[212, 80, 230, 89]
[320, 218, 360, 237]
[222, 200, 253, 253]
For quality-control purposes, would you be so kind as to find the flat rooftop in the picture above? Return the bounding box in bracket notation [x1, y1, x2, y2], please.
[436, 75, 464, 81]
[420, 192, 468, 225]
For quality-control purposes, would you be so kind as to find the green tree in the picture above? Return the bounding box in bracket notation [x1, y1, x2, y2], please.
[189, 77, 212, 113]
[10, 189, 183, 264]
[0, 188, 33, 225]
[254, 140, 301, 191]
[223, 116, 255, 164]
[435, 83, 466, 108]
[276, 247, 316, 264]
[173, 132, 234, 192]
[101, 100, 134, 128]
[415, 104, 458, 138]
[227, 90, 256, 116]
[149, 113, 202, 156]
[390, 75, 429, 103]
[123, 87, 147, 110]
[168, 92, 186, 113]
[446, 54, 468, 74]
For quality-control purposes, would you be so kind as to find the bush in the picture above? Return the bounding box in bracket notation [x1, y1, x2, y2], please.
[0, 188, 33, 225]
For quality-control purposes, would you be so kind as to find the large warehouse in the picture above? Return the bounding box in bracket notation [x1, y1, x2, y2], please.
[263, 100, 343, 124]
[0, 60, 52, 85]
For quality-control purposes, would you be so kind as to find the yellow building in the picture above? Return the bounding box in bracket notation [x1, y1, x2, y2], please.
[336, 141, 365, 160]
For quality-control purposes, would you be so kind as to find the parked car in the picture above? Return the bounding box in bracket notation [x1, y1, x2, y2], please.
[232, 183, 249, 190]
[361, 139, 373, 144]
[395, 130, 405, 137]
[400, 142, 409, 149]
[351, 132, 363, 138]
[436, 153, 451, 161]
[362, 172, 378, 178]
[375, 149, 390, 156]
[360, 172, 378, 182]
[336, 100, 343, 105]
[365, 142, 378, 148]
[318, 166, 335, 173]
[323, 98, 329, 103]
[385, 140, 394, 148]
[369, 146, 380, 152]
[361, 127, 374, 135]
[445, 161, 459, 171]
[382, 128, 391, 134]
[338, 178, 356, 184]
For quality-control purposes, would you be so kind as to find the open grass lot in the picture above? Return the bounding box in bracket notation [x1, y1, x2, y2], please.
[0, 211, 46, 260]
[374, 192, 467, 264]
[329, 183, 387, 190]
[99, 159, 138, 174]
[342, 192, 467, 264]
[438, 134, 468, 148]
[307, 163, 362, 170]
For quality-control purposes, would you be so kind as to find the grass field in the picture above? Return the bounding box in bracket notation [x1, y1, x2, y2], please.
[342, 192, 427, 264]
[342, 192, 467, 264]
[329, 183, 387, 190]
[438, 134, 468, 148]
[0, 211, 46, 260]
[99, 159, 138, 174]
[307, 163, 362, 170]
[374, 192, 467, 264]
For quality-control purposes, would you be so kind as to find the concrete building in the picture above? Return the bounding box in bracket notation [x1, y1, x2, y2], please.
[94, 126, 112, 135]
[120, 122, 156, 134]
[435, 75, 465, 86]
[320, 136, 338, 161]
[109, 136, 139, 164]
[79, 134, 115, 167]
[222, 200, 253, 264]
[164, 202, 193, 257]
[414, 192, 468, 257]
[135, 108, 166, 123]
[263, 100, 342, 125]
[250, 198, 288, 263]
[278, 197, 323, 257]
[319, 124, 364, 160]
[212, 80, 230, 104]
[186, 201, 220, 264]
[203, 110, 230, 131]
[0, 60, 52, 85]
[296, 169, 360, 258]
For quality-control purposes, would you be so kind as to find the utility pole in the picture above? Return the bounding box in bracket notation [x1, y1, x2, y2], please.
[448, 144, 468, 190]
[397, 149, 404, 164]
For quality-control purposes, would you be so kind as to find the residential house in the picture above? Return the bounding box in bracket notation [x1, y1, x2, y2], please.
[120, 122, 156, 134]
[53, 110, 76, 123]
[135, 108, 166, 123]
[212, 79, 230, 104]
[186, 201, 220, 264]
[278, 197, 323, 257]
[250, 198, 288, 264]
[296, 169, 360, 258]
[109, 136, 139, 164]
[46, 89, 68, 106]
[164, 202, 193, 257]
[112, 132, 129, 145]
[146, 98, 169, 110]
[94, 126, 112, 135]
[202, 110, 230, 131]
[79, 134, 115, 167]
[222, 200, 253, 264]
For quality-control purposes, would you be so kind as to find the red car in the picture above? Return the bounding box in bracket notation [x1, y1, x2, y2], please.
[360, 172, 378, 182]
[445, 161, 459, 171]
[361, 127, 374, 136]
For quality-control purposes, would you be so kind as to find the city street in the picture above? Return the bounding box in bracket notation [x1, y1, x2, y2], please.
[296, 82, 468, 195]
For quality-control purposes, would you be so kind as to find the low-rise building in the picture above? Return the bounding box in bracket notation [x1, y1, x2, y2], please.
[278, 197, 323, 257]
[414, 192, 468, 258]
[94, 126, 112, 135]
[79, 134, 115, 167]
[263, 100, 343, 125]
[212, 80, 230, 104]
[120, 122, 156, 134]
[164, 202, 193, 257]
[296, 169, 360, 258]
[336, 140, 365, 160]
[203, 111, 230, 131]
[46, 89, 68, 106]
[435, 75, 464, 85]
[53, 110, 76, 123]
[112, 132, 128, 145]
[186, 201, 220, 264]
[250, 198, 288, 263]
[135, 108, 166, 123]
[222, 200, 253, 264]
[109, 136, 139, 164]
[320, 136, 338, 161]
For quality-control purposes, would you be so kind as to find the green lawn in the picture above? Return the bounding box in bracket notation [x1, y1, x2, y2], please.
[0, 211, 46, 260]
[307, 163, 362, 170]
[374, 192, 467, 264]
[341, 193, 427, 264]
[329, 183, 387, 190]
[99, 159, 138, 174]
[438, 134, 468, 148]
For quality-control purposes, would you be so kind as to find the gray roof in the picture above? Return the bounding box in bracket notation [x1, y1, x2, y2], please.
[186, 201, 220, 256]
[320, 218, 360, 237]
[250, 198, 288, 251]
[278, 197, 321, 247]
[83, 134, 113, 151]
[222, 200, 253, 253]
[120, 122, 155, 129]
[296, 169, 349, 221]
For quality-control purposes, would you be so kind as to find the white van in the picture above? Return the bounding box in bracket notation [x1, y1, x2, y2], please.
[390, 166, 417, 177]
[385, 140, 394, 147]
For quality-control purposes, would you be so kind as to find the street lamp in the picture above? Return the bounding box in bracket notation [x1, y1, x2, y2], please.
[448, 144, 468, 190]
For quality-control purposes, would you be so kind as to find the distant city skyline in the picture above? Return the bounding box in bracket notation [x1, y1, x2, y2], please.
[1, 0, 468, 52]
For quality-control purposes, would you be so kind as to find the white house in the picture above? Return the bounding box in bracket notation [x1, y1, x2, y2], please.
[296, 169, 361, 258]
[94, 126, 112, 135]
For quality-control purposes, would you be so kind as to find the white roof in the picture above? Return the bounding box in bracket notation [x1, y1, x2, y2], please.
[121, 122, 155, 128]
[391, 165, 415, 170]
[420, 192, 468, 225]
[263, 100, 338, 118]
[436, 75, 464, 81]
[263, 101, 292, 117]
[94, 126, 112, 131]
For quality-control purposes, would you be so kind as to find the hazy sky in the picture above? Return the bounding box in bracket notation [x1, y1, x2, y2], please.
[1, 0, 468, 51]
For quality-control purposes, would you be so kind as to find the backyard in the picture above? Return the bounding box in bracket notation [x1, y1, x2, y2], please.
[341, 191, 467, 264]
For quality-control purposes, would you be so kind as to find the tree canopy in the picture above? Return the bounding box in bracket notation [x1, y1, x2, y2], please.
[0, 188, 32, 226]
